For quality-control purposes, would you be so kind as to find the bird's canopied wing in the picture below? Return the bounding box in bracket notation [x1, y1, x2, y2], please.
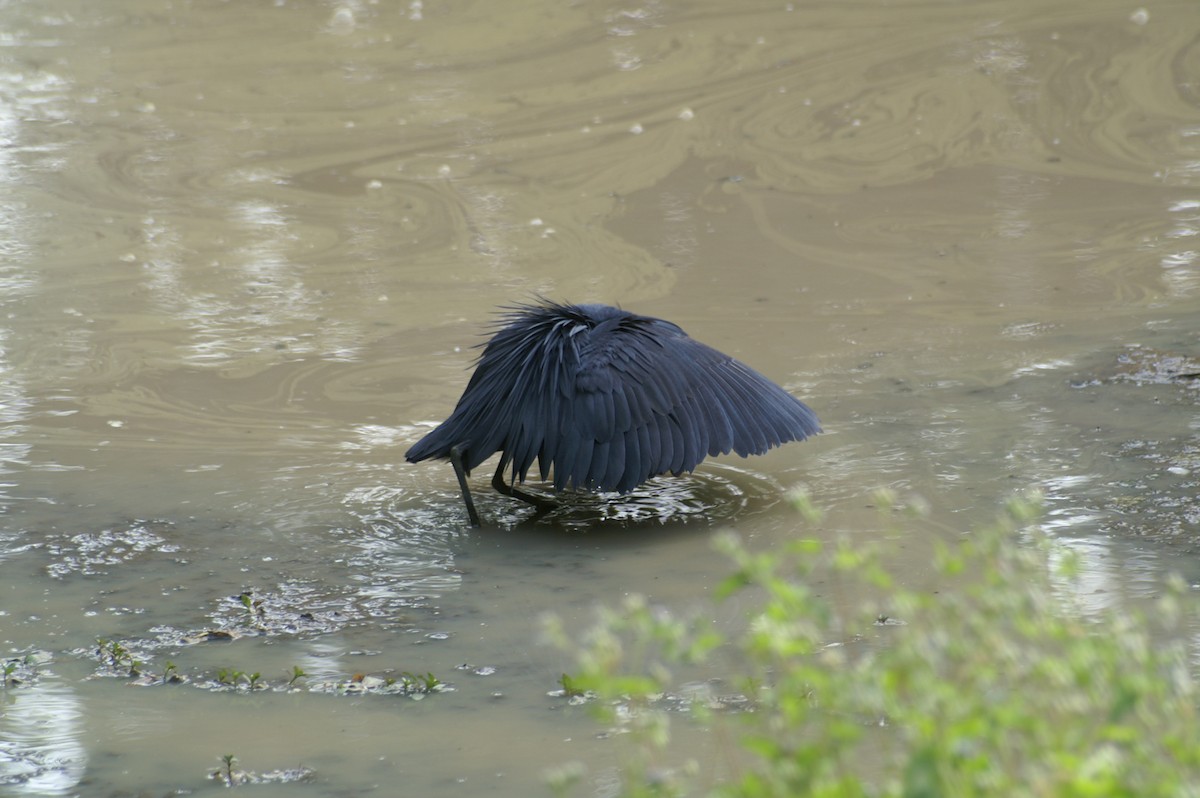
[544, 315, 821, 493]
[405, 303, 577, 474]
[407, 301, 821, 498]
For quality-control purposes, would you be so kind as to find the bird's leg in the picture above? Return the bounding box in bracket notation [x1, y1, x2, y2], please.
[449, 445, 481, 527]
[492, 461, 557, 513]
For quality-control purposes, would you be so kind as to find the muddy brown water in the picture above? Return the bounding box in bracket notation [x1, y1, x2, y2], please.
[1, 0, 1199, 795]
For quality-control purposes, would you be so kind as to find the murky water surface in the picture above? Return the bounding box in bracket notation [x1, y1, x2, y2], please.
[1, 0, 1199, 794]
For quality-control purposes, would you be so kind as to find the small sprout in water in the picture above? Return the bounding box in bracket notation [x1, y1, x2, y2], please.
[96, 638, 120, 666]
[96, 638, 139, 675]
[559, 673, 586, 698]
[239, 592, 266, 624]
[214, 753, 238, 787]
[395, 671, 442, 694]
[217, 668, 244, 686]
[246, 672, 262, 690]
[410, 671, 442, 692]
[287, 665, 307, 687]
[2, 659, 20, 687]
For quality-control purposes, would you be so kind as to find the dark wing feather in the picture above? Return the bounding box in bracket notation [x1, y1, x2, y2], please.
[546, 311, 821, 492]
[405, 301, 586, 481]
[406, 300, 821, 496]
[691, 376, 734, 456]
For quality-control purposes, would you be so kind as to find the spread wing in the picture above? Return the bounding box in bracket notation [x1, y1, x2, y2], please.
[540, 314, 821, 493]
[407, 302, 821, 495]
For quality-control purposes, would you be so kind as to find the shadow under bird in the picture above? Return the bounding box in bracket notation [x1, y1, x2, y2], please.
[406, 300, 821, 526]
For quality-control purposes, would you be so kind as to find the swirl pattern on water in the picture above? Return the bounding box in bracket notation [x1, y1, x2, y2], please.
[0, 1, 1197, 795]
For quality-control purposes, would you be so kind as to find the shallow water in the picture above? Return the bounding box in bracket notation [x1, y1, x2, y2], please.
[1, 0, 1199, 795]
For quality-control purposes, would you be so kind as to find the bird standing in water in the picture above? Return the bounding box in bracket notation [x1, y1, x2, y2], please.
[406, 300, 821, 525]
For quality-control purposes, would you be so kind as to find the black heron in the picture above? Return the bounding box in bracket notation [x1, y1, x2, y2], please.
[405, 300, 821, 525]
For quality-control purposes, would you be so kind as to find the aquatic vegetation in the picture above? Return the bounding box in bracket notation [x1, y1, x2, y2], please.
[215, 668, 243, 687]
[212, 668, 265, 691]
[557, 673, 588, 699]
[239, 592, 266, 629]
[213, 754, 239, 788]
[307, 670, 450, 698]
[544, 492, 1200, 796]
[207, 752, 314, 789]
[287, 665, 307, 688]
[95, 638, 142, 677]
[399, 670, 442, 692]
[92, 639, 193, 685]
[78, 639, 440, 698]
[1, 653, 42, 688]
[161, 660, 183, 684]
[205, 583, 361, 638]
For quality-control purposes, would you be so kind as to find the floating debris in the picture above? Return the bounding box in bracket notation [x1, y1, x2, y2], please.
[1111, 346, 1200, 387]
[307, 671, 450, 698]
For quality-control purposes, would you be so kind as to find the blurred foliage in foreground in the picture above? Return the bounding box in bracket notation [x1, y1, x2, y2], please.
[542, 492, 1200, 797]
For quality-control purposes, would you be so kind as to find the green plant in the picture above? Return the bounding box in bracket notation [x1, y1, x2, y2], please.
[162, 660, 182, 684]
[2, 658, 20, 687]
[558, 673, 587, 699]
[214, 753, 238, 787]
[398, 671, 442, 694]
[96, 638, 119, 665]
[287, 665, 306, 687]
[95, 638, 141, 677]
[545, 491, 1200, 797]
[543, 592, 720, 796]
[216, 668, 244, 687]
[239, 591, 265, 626]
